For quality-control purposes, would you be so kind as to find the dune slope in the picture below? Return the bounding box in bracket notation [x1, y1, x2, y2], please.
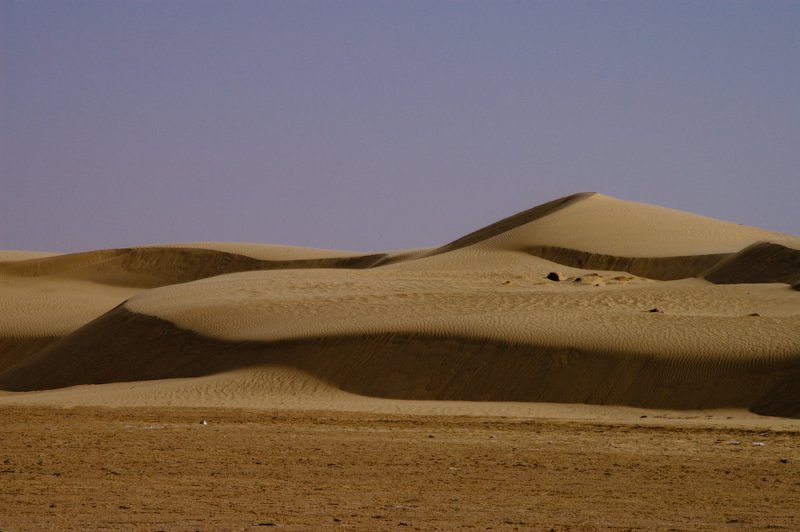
[1, 304, 797, 417]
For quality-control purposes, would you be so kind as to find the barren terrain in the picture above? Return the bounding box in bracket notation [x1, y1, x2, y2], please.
[1, 406, 798, 531]
[1, 192, 798, 529]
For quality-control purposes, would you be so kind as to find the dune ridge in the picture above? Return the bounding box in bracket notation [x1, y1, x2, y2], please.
[0, 246, 386, 288]
[429, 191, 595, 255]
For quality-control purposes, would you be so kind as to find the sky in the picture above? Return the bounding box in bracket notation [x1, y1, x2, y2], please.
[2, 1, 799, 253]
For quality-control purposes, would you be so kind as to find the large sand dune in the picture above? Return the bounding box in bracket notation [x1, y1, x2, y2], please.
[1, 193, 798, 417]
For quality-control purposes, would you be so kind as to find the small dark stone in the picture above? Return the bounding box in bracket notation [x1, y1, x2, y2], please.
[546, 271, 565, 282]
[648, 308, 660, 313]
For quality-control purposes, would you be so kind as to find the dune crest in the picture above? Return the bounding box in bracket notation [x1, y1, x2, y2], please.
[473, 192, 795, 256]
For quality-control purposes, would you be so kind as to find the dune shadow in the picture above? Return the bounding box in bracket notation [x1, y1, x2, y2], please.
[1, 306, 796, 418]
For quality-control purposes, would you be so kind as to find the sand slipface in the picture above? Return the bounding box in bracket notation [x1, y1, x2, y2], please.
[0, 192, 798, 418]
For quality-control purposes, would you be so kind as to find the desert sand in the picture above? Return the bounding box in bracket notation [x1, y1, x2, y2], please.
[1, 192, 798, 529]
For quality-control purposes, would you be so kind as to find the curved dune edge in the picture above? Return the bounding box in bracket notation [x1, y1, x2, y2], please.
[0, 246, 386, 288]
[148, 241, 364, 260]
[1, 306, 796, 418]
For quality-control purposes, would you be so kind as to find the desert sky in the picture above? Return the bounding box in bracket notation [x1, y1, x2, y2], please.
[2, 1, 799, 253]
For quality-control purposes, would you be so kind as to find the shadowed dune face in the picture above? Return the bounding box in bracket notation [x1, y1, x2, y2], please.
[1, 192, 798, 416]
[525, 246, 729, 281]
[525, 242, 800, 284]
[703, 241, 800, 285]
[1, 306, 797, 417]
[0, 338, 60, 374]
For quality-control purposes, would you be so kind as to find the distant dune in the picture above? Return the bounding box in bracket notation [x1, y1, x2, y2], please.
[1, 193, 798, 417]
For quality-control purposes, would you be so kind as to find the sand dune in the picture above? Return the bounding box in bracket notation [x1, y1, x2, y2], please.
[423, 192, 799, 281]
[0, 243, 383, 372]
[4, 276, 797, 416]
[1, 193, 798, 418]
[459, 192, 794, 256]
[0, 245, 385, 288]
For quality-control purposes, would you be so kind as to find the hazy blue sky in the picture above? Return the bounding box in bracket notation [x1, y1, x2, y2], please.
[2, 1, 798, 253]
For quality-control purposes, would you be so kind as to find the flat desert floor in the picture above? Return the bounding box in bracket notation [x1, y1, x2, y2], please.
[1, 405, 798, 531]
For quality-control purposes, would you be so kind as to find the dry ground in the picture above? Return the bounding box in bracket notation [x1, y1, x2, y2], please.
[0, 406, 797, 530]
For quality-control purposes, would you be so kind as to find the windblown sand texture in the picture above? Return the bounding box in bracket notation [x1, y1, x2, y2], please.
[1, 192, 799, 417]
